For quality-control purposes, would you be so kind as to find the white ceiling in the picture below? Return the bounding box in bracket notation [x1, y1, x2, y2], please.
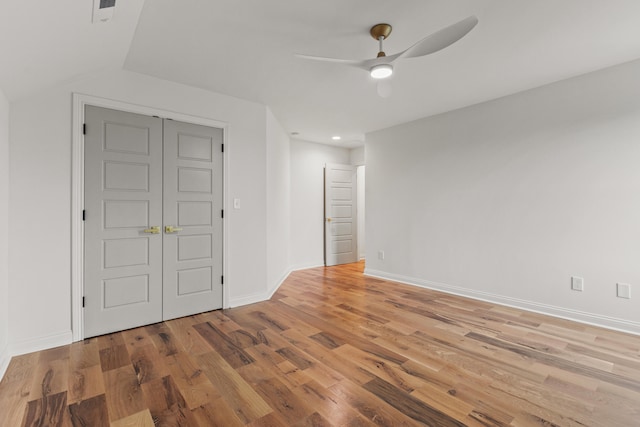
[2, 1, 640, 148]
[0, 0, 145, 102]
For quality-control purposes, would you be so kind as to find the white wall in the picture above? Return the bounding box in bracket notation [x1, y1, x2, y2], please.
[0, 89, 10, 378]
[350, 146, 365, 166]
[290, 139, 350, 269]
[366, 58, 640, 334]
[9, 69, 269, 353]
[265, 108, 291, 296]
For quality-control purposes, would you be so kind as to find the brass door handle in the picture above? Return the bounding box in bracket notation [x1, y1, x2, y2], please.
[143, 226, 161, 234]
[165, 225, 183, 234]
[327, 218, 332, 222]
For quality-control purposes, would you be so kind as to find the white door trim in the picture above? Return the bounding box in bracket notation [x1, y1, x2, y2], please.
[71, 93, 229, 341]
[324, 163, 358, 266]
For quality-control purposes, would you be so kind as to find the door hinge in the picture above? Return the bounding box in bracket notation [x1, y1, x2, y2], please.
[82, 297, 85, 308]
[221, 276, 224, 285]
[221, 209, 224, 219]
[82, 210, 86, 221]
[221, 143, 224, 153]
[83, 123, 86, 135]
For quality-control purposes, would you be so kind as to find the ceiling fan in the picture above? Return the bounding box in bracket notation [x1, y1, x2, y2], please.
[296, 15, 478, 97]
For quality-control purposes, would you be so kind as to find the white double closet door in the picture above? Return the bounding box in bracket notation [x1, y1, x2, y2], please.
[84, 106, 223, 338]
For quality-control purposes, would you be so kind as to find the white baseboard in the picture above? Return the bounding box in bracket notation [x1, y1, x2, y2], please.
[0, 341, 9, 382]
[365, 268, 640, 336]
[9, 330, 73, 358]
[267, 269, 292, 299]
[290, 261, 325, 271]
[229, 292, 270, 308]
[0, 330, 73, 382]
[230, 268, 294, 308]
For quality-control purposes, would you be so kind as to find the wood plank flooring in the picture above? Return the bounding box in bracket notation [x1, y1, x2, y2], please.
[2, 262, 640, 426]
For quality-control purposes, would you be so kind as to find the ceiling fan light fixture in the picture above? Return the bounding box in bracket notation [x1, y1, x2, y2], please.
[370, 63, 393, 79]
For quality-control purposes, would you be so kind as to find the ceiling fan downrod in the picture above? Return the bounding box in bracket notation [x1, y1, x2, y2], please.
[369, 23, 393, 78]
[370, 23, 392, 57]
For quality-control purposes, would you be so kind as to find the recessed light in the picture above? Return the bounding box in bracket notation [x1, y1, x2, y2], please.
[332, 136, 341, 140]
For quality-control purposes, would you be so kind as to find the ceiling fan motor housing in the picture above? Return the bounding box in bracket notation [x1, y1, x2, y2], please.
[370, 23, 392, 41]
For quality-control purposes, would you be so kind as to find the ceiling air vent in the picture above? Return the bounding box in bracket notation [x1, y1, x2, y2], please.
[92, 0, 116, 23]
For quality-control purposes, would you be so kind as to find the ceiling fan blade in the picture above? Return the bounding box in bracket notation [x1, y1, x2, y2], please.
[295, 53, 366, 67]
[296, 15, 478, 75]
[395, 15, 478, 60]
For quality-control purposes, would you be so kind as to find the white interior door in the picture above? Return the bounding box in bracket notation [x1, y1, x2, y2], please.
[84, 106, 163, 337]
[162, 120, 223, 320]
[325, 163, 358, 266]
[84, 106, 223, 338]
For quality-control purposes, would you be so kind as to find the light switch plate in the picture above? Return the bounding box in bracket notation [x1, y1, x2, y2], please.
[571, 276, 584, 292]
[617, 283, 631, 299]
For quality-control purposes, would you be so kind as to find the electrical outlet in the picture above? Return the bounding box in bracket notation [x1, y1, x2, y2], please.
[617, 283, 631, 299]
[571, 276, 584, 292]
[378, 250, 385, 260]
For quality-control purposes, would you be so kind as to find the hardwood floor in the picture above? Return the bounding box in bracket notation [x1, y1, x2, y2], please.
[1, 261, 640, 426]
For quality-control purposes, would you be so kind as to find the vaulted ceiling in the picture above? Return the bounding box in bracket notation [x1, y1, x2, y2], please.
[2, 1, 640, 147]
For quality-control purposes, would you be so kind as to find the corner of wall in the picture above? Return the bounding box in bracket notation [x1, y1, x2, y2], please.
[265, 108, 291, 292]
[229, 265, 296, 309]
[267, 268, 292, 299]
